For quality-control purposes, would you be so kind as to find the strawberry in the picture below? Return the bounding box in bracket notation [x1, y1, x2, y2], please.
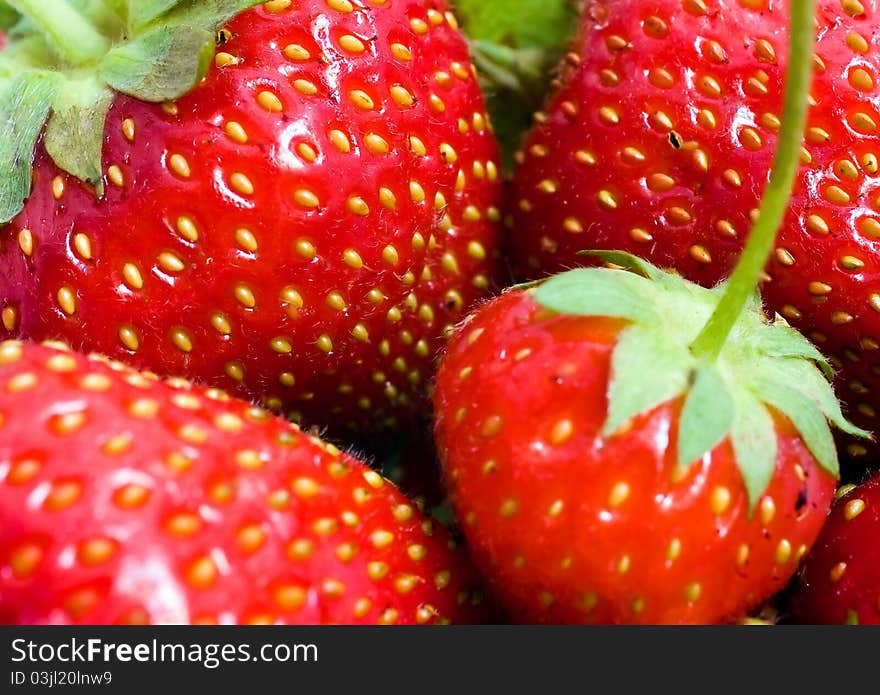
[0, 0, 503, 436]
[509, 0, 880, 456]
[435, 284, 846, 623]
[0, 340, 490, 625]
[786, 473, 880, 624]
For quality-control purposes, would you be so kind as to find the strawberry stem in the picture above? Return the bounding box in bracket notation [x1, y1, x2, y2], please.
[7, 0, 110, 66]
[690, 0, 816, 363]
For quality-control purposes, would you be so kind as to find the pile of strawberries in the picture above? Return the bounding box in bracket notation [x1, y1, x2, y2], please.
[1, 0, 880, 625]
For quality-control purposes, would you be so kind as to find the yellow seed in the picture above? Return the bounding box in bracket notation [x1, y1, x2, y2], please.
[107, 165, 124, 187]
[684, 582, 702, 603]
[269, 337, 293, 354]
[168, 154, 191, 178]
[50, 411, 87, 435]
[293, 79, 318, 96]
[235, 228, 258, 253]
[257, 90, 283, 112]
[18, 229, 34, 256]
[390, 85, 415, 107]
[347, 196, 370, 216]
[825, 185, 852, 205]
[499, 498, 519, 517]
[364, 133, 390, 155]
[843, 0, 866, 16]
[439, 143, 458, 165]
[1, 307, 18, 332]
[844, 498, 866, 520]
[597, 190, 618, 209]
[775, 539, 792, 564]
[210, 313, 232, 335]
[215, 51, 238, 67]
[338, 34, 365, 53]
[667, 538, 682, 562]
[294, 189, 320, 208]
[549, 419, 574, 445]
[326, 292, 346, 311]
[316, 335, 333, 353]
[230, 172, 254, 196]
[850, 67, 875, 91]
[608, 482, 630, 508]
[52, 176, 65, 200]
[284, 44, 311, 61]
[382, 245, 399, 265]
[337, 248, 363, 270]
[71, 232, 93, 261]
[700, 483, 728, 515]
[7, 372, 38, 393]
[57, 286, 77, 316]
[806, 214, 830, 235]
[170, 328, 193, 353]
[46, 354, 77, 373]
[830, 562, 848, 583]
[234, 284, 256, 308]
[118, 325, 139, 351]
[349, 90, 375, 110]
[739, 127, 763, 149]
[807, 126, 831, 144]
[698, 108, 717, 129]
[122, 118, 136, 141]
[296, 142, 318, 162]
[847, 31, 869, 53]
[760, 496, 776, 525]
[698, 74, 722, 98]
[225, 121, 248, 143]
[158, 251, 185, 274]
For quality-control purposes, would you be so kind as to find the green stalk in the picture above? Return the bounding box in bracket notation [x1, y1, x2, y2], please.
[690, 0, 816, 362]
[7, 0, 110, 66]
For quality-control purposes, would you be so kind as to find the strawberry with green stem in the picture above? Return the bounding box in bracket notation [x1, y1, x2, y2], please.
[0, 340, 491, 626]
[434, 0, 868, 623]
[0, 0, 503, 436]
[509, 0, 880, 458]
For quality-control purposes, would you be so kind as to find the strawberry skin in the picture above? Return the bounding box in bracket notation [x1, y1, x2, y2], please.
[0, 1, 503, 434]
[510, 0, 880, 451]
[0, 340, 489, 625]
[434, 291, 836, 624]
[787, 473, 880, 624]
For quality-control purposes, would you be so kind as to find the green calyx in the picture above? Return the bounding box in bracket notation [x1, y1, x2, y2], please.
[0, 0, 263, 224]
[533, 255, 870, 509]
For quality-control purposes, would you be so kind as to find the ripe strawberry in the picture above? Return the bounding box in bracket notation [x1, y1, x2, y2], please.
[435, 286, 846, 623]
[0, 340, 490, 625]
[787, 473, 880, 624]
[0, 0, 503, 435]
[509, 0, 880, 455]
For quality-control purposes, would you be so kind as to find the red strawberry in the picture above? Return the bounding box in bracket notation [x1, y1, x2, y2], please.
[787, 473, 880, 624]
[509, 0, 880, 455]
[0, 0, 503, 436]
[0, 340, 490, 625]
[434, 283, 847, 623]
